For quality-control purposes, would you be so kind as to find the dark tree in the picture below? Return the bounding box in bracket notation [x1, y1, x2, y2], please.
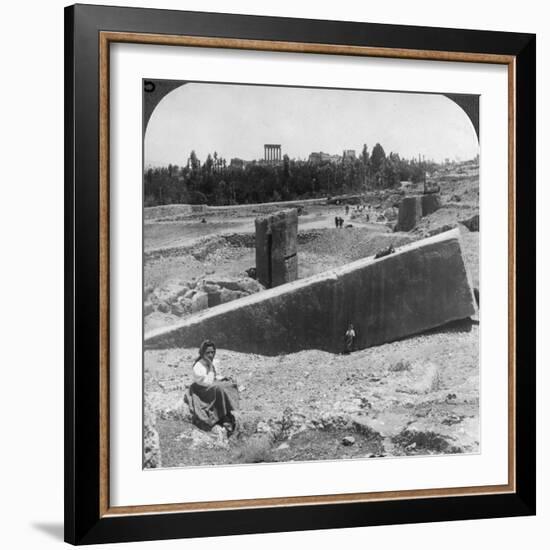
[370, 143, 386, 174]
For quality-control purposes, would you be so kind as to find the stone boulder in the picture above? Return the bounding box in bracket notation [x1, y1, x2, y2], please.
[220, 288, 247, 304]
[255, 209, 298, 288]
[460, 214, 479, 232]
[191, 291, 208, 313]
[396, 196, 422, 231]
[145, 277, 267, 321]
[421, 193, 441, 216]
[145, 229, 477, 355]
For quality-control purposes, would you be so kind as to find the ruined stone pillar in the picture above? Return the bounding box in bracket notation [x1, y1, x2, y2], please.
[397, 196, 422, 231]
[255, 209, 298, 288]
[264, 144, 282, 164]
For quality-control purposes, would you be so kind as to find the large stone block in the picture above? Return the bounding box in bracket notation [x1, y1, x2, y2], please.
[333, 232, 476, 349]
[397, 196, 422, 231]
[272, 254, 298, 288]
[190, 291, 208, 313]
[255, 209, 298, 288]
[460, 214, 479, 232]
[254, 216, 271, 288]
[421, 193, 441, 216]
[145, 229, 476, 355]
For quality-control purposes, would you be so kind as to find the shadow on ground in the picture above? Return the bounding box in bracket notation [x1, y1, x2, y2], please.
[31, 522, 64, 541]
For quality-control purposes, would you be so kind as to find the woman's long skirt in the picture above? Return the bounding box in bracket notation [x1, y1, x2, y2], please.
[187, 382, 239, 429]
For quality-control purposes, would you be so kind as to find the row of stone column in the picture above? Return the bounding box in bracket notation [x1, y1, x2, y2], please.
[264, 145, 281, 162]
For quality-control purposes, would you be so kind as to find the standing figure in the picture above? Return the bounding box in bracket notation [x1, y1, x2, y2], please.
[185, 340, 239, 434]
[344, 323, 356, 354]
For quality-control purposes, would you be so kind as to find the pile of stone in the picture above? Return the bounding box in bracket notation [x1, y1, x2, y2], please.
[145, 277, 264, 318]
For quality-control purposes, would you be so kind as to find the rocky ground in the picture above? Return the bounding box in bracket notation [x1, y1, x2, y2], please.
[143, 159, 480, 469]
[145, 320, 478, 467]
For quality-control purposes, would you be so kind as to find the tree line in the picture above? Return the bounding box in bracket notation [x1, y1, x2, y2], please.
[144, 143, 436, 207]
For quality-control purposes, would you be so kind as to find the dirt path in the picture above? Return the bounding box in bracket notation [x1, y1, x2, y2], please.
[144, 206, 384, 252]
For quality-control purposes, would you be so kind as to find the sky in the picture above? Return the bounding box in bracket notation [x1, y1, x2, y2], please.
[144, 82, 479, 167]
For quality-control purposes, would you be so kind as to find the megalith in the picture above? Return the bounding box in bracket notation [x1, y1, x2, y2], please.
[460, 214, 480, 232]
[396, 196, 422, 231]
[255, 209, 298, 288]
[421, 193, 441, 216]
[145, 229, 477, 355]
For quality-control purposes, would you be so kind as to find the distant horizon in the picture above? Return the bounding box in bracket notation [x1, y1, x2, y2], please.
[145, 82, 479, 167]
[144, 151, 479, 170]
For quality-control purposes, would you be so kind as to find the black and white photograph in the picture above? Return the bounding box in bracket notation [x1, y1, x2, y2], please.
[142, 80, 480, 469]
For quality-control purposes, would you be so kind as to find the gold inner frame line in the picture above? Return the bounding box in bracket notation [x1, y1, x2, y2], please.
[98, 31, 516, 518]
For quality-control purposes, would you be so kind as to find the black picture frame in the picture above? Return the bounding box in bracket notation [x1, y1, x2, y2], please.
[65, 3, 536, 545]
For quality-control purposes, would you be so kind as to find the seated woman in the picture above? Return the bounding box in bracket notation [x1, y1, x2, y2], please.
[186, 340, 239, 434]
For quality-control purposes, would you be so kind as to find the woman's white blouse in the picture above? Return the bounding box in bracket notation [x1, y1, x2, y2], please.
[192, 360, 220, 386]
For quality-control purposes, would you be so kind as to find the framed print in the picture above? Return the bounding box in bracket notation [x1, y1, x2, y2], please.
[64, 3, 536, 545]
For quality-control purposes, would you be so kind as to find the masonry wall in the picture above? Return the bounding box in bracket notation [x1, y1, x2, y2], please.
[145, 229, 477, 355]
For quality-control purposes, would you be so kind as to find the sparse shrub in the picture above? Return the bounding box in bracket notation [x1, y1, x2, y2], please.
[389, 359, 412, 372]
[428, 365, 443, 392]
[351, 418, 383, 442]
[271, 407, 295, 443]
[392, 429, 449, 453]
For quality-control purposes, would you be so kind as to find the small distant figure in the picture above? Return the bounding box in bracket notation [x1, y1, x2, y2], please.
[344, 323, 356, 354]
[374, 243, 395, 259]
[201, 217, 207, 223]
[366, 213, 370, 222]
[345, 205, 349, 215]
[334, 216, 339, 228]
[339, 216, 345, 228]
